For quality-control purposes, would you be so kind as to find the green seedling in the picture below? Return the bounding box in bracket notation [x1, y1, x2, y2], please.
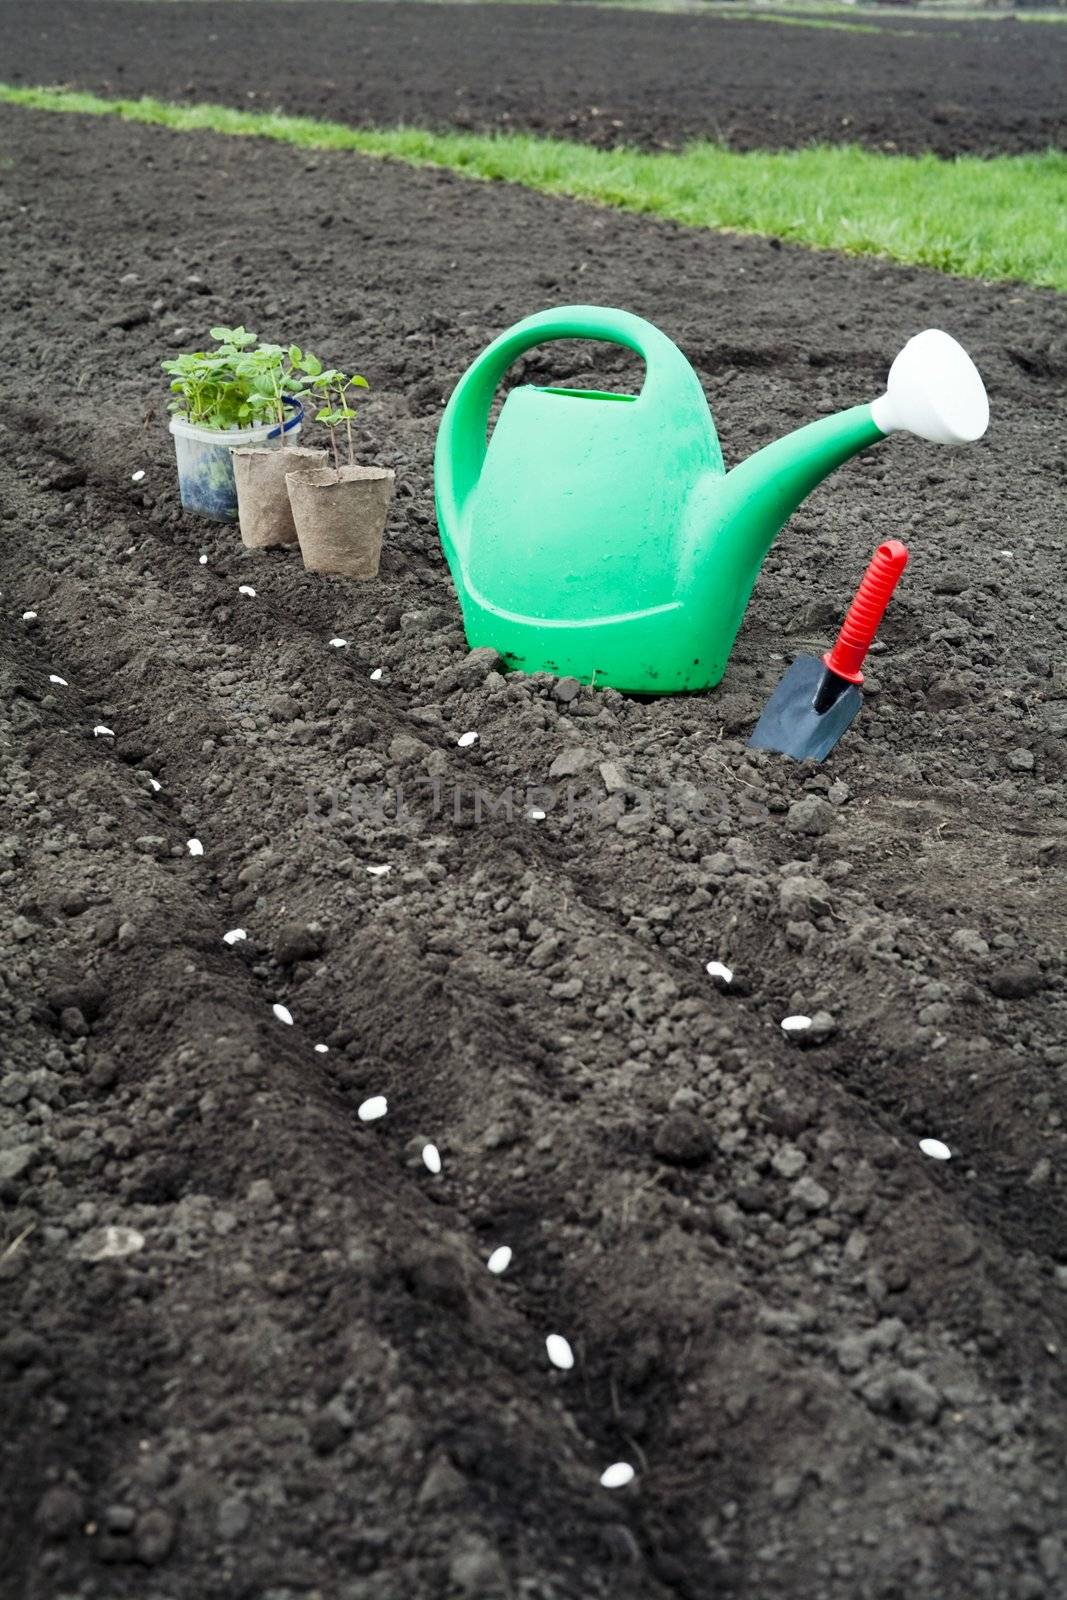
[309, 368, 370, 469]
[161, 325, 261, 430]
[162, 329, 369, 460]
[246, 341, 323, 434]
[162, 327, 324, 434]
[162, 326, 262, 430]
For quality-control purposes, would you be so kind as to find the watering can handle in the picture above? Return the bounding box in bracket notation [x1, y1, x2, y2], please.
[434, 305, 706, 548]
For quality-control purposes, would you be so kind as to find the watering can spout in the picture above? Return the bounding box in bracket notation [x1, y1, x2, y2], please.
[676, 404, 885, 681]
[703, 329, 989, 644]
[719, 404, 885, 571]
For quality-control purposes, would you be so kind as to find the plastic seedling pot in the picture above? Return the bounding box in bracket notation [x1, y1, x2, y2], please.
[232, 445, 328, 549]
[169, 404, 303, 521]
[285, 465, 395, 579]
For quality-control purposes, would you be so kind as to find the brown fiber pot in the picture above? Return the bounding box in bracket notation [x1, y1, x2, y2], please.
[232, 446, 328, 549]
[286, 465, 396, 579]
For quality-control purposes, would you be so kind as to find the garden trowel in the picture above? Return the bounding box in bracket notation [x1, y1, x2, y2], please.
[748, 539, 909, 762]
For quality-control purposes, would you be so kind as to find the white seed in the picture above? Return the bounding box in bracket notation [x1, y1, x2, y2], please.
[706, 960, 733, 984]
[22, 610, 37, 620]
[546, 1334, 574, 1371]
[222, 928, 247, 946]
[48, 674, 67, 686]
[93, 725, 115, 737]
[422, 1143, 442, 1174]
[273, 1003, 293, 1026]
[198, 554, 208, 565]
[131, 469, 146, 482]
[366, 864, 391, 877]
[457, 730, 479, 747]
[919, 1138, 952, 1161]
[328, 637, 348, 649]
[600, 1462, 635, 1489]
[148, 778, 162, 792]
[238, 585, 256, 597]
[370, 667, 383, 681]
[487, 1246, 512, 1275]
[358, 1096, 388, 1122]
[187, 838, 204, 857]
[314, 1043, 329, 1054]
[73, 1225, 145, 1263]
[781, 1014, 812, 1034]
[529, 808, 546, 821]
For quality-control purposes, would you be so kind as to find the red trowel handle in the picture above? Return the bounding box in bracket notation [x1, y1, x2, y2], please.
[823, 540, 909, 686]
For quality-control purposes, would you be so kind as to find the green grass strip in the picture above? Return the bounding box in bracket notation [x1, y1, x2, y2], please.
[328, 0, 893, 31]
[40, 0, 1067, 20]
[722, 12, 887, 31]
[2, 83, 1064, 290]
[101, 0, 1067, 28]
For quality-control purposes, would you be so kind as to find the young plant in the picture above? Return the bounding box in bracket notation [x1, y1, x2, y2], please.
[161, 326, 260, 430]
[161, 328, 323, 436]
[309, 368, 370, 469]
[243, 342, 324, 436]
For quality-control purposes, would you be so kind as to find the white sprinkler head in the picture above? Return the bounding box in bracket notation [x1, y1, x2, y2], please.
[871, 329, 988, 446]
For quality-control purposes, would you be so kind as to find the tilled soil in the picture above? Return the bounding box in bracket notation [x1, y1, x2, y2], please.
[3, 0, 1066, 156]
[2, 100, 1067, 1600]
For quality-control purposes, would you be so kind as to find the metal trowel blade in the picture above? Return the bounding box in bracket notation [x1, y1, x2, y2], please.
[747, 655, 862, 763]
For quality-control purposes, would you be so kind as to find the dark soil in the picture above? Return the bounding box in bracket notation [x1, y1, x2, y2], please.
[2, 92, 1067, 1600]
[2, 0, 1066, 156]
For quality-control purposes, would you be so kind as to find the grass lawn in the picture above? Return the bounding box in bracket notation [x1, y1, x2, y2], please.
[2, 84, 1063, 291]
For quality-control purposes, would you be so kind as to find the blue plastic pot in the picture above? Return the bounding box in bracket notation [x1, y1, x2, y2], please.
[169, 403, 304, 521]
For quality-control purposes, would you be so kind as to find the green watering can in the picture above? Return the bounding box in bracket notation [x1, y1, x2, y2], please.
[434, 307, 988, 693]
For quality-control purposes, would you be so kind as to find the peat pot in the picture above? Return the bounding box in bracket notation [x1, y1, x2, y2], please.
[232, 445, 328, 549]
[286, 465, 395, 579]
[169, 404, 303, 521]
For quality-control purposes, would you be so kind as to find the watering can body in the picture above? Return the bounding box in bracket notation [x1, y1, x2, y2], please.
[464, 378, 726, 691]
[434, 306, 888, 693]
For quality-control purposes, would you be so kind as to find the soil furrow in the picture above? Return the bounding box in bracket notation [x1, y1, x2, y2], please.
[1, 101, 1065, 1600]
[5, 402, 1065, 1594]
[6, 392, 1061, 1280]
[2, 610, 680, 1600]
